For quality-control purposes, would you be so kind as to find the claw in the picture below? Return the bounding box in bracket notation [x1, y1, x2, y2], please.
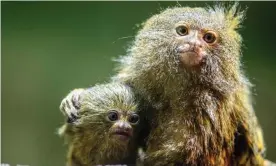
[67, 113, 78, 123]
[59, 88, 85, 123]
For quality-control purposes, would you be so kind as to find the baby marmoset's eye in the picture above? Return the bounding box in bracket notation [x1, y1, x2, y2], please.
[176, 25, 189, 36]
[203, 31, 218, 44]
[107, 110, 119, 121]
[128, 114, 139, 125]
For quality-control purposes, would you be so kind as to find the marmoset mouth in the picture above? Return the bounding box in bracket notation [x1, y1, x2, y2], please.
[179, 51, 204, 67]
[111, 129, 132, 141]
[175, 44, 206, 67]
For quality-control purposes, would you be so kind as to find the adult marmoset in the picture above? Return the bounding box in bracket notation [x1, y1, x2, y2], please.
[113, 4, 266, 166]
[59, 83, 142, 166]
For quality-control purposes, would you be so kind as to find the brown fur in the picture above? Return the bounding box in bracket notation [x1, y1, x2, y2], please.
[113, 4, 265, 166]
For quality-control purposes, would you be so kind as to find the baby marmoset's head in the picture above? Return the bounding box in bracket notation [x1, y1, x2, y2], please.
[59, 83, 141, 165]
[115, 4, 246, 95]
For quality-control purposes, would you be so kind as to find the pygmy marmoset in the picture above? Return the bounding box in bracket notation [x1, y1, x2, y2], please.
[59, 83, 141, 166]
[113, 4, 266, 166]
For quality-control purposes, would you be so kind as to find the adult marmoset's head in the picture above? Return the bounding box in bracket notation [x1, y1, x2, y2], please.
[118, 4, 246, 94]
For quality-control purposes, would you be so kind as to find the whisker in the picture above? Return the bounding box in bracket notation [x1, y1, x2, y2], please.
[88, 122, 104, 124]
[112, 36, 135, 44]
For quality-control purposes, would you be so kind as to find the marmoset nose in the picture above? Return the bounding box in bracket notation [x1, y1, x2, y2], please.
[188, 41, 203, 49]
[187, 38, 203, 49]
[117, 121, 131, 131]
[185, 31, 203, 48]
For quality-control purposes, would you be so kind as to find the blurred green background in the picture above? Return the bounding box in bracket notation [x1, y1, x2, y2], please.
[2, 2, 276, 166]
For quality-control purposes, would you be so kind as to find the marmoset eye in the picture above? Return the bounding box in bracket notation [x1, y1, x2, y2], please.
[128, 114, 139, 124]
[176, 25, 189, 36]
[203, 31, 217, 44]
[107, 110, 119, 121]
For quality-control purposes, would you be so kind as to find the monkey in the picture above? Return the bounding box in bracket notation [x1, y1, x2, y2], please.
[59, 83, 142, 166]
[112, 3, 267, 166]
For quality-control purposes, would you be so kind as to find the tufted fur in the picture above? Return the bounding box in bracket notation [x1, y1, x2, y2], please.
[113, 4, 265, 166]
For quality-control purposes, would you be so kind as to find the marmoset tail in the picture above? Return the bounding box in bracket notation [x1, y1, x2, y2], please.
[59, 83, 142, 166]
[114, 3, 266, 166]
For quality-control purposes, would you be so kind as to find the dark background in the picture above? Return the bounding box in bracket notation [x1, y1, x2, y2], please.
[2, 2, 276, 166]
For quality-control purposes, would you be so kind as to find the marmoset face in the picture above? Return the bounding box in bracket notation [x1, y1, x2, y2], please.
[136, 7, 242, 75]
[174, 22, 218, 67]
[74, 83, 140, 147]
[106, 109, 139, 143]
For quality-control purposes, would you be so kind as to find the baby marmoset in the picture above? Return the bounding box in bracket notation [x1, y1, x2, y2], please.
[59, 83, 142, 166]
[113, 4, 266, 166]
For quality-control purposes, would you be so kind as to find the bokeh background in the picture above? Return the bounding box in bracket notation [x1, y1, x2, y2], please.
[2, 1, 276, 166]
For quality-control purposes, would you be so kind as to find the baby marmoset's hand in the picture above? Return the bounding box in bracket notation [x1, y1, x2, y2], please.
[59, 88, 85, 123]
